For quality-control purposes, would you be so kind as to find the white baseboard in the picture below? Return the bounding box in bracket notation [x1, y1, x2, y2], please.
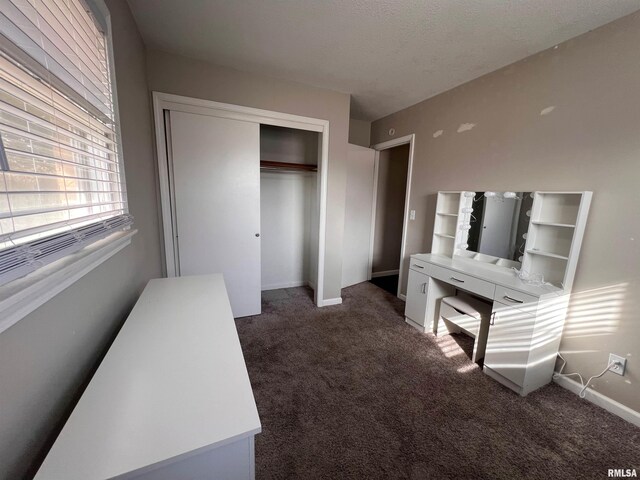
[398, 293, 406, 301]
[261, 280, 308, 291]
[371, 269, 399, 278]
[319, 297, 342, 307]
[553, 375, 640, 427]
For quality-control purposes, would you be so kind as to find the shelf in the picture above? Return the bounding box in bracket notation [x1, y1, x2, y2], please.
[533, 192, 581, 225]
[436, 192, 461, 216]
[532, 221, 575, 228]
[526, 249, 568, 260]
[435, 233, 456, 239]
[436, 212, 458, 217]
[260, 160, 317, 172]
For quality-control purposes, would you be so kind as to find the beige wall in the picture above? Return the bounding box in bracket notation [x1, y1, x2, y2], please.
[0, 1, 162, 478]
[372, 144, 409, 274]
[146, 49, 351, 301]
[349, 118, 371, 147]
[371, 12, 640, 411]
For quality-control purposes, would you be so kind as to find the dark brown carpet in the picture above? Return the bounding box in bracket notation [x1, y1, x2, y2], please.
[236, 282, 639, 480]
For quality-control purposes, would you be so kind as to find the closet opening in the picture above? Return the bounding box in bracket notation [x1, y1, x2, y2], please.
[259, 125, 320, 302]
[368, 138, 413, 298]
[153, 93, 331, 316]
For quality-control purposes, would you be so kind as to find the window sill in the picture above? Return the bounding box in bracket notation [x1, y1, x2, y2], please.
[0, 229, 137, 334]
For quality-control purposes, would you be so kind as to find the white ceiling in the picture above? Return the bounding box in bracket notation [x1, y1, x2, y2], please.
[127, 0, 640, 121]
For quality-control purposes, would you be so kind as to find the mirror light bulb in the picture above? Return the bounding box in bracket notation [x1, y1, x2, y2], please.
[463, 191, 476, 197]
[503, 191, 516, 199]
[484, 192, 497, 197]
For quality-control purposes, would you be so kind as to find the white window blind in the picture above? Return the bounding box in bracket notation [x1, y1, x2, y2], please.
[0, 0, 132, 286]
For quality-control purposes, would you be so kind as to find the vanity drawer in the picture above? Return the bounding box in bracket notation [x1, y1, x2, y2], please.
[494, 286, 539, 310]
[409, 258, 429, 273]
[425, 264, 495, 299]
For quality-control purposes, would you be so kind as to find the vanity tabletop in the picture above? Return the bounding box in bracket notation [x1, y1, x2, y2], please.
[413, 253, 564, 298]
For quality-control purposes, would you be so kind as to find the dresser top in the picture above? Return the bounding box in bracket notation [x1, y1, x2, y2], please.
[412, 253, 564, 298]
[35, 274, 261, 480]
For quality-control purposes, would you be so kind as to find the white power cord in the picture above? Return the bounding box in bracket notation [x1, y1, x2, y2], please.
[554, 353, 620, 398]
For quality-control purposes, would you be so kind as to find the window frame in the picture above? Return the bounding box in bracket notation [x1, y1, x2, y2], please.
[0, 0, 136, 333]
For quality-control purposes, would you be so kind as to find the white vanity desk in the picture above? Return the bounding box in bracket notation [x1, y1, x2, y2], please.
[405, 191, 592, 396]
[406, 253, 567, 396]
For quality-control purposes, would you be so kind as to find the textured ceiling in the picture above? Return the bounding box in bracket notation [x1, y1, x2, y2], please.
[127, 0, 640, 120]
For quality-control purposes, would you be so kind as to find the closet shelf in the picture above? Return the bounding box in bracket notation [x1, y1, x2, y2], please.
[436, 212, 458, 217]
[434, 233, 456, 239]
[260, 160, 317, 172]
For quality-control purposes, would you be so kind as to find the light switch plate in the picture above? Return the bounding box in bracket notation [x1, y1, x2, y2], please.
[410, 210, 416, 220]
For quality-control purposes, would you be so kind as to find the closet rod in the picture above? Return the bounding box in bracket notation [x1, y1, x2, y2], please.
[260, 160, 317, 172]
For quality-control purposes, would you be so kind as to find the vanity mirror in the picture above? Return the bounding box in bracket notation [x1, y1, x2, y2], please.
[431, 191, 592, 290]
[463, 191, 533, 267]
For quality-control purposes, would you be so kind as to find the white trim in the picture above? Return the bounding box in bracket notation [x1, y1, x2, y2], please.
[261, 281, 309, 291]
[152, 92, 329, 307]
[553, 375, 640, 428]
[367, 153, 379, 282]
[0, 230, 136, 334]
[318, 297, 342, 307]
[399, 293, 407, 301]
[371, 269, 400, 278]
[316, 128, 329, 307]
[369, 134, 416, 300]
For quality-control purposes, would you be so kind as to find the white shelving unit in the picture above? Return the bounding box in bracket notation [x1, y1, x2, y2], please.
[521, 192, 592, 290]
[432, 191, 474, 257]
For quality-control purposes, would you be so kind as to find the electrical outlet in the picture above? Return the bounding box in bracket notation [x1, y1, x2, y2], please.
[608, 354, 627, 376]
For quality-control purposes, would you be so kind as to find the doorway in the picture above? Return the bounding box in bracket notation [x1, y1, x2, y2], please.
[368, 135, 414, 299]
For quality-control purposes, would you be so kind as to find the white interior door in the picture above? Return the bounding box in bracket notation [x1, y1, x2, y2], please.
[478, 198, 518, 258]
[169, 110, 261, 318]
[342, 144, 376, 288]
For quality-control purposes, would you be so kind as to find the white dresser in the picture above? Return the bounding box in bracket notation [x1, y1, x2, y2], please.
[406, 191, 592, 396]
[35, 275, 261, 480]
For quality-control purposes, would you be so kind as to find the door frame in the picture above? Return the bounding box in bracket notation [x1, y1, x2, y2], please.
[152, 92, 330, 307]
[368, 134, 415, 300]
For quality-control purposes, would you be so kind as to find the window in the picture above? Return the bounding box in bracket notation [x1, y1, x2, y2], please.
[0, 0, 132, 286]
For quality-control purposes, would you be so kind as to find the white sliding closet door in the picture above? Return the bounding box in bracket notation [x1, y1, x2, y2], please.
[169, 111, 261, 318]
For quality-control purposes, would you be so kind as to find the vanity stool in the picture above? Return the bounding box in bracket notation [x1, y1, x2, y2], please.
[437, 293, 492, 363]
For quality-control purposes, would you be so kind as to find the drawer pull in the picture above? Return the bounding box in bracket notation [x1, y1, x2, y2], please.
[412, 264, 424, 269]
[503, 295, 524, 304]
[450, 276, 465, 283]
